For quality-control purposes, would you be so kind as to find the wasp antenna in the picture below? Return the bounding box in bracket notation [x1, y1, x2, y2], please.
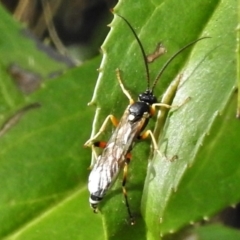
[151, 36, 210, 91]
[114, 13, 151, 90]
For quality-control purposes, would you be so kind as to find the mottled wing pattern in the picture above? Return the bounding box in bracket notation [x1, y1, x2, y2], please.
[88, 108, 146, 198]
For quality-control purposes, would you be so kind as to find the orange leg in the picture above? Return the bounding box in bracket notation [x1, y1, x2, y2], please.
[84, 115, 119, 147]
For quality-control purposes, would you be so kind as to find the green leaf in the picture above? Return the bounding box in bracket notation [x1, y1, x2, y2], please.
[1, 0, 239, 239]
[0, 4, 70, 117]
[141, 0, 239, 239]
[0, 57, 102, 239]
[190, 224, 240, 240]
[86, 0, 239, 239]
[0, 5, 103, 239]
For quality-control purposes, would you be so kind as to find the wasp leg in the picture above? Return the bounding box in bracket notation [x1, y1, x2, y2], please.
[141, 131, 177, 161]
[153, 74, 182, 141]
[84, 115, 119, 147]
[88, 141, 108, 169]
[116, 68, 134, 105]
[139, 130, 163, 157]
[154, 96, 190, 112]
[151, 74, 189, 113]
[122, 153, 135, 225]
[151, 95, 190, 114]
[93, 141, 107, 148]
[159, 138, 179, 162]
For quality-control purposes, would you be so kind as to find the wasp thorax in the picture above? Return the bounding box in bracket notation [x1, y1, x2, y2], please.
[128, 102, 150, 122]
[138, 90, 157, 105]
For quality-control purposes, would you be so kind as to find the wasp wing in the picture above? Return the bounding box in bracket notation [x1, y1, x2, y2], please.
[88, 108, 147, 199]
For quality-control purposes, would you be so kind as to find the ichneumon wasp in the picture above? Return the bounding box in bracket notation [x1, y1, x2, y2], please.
[84, 12, 208, 225]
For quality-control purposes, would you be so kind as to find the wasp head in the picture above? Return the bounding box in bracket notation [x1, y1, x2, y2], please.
[138, 90, 157, 105]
